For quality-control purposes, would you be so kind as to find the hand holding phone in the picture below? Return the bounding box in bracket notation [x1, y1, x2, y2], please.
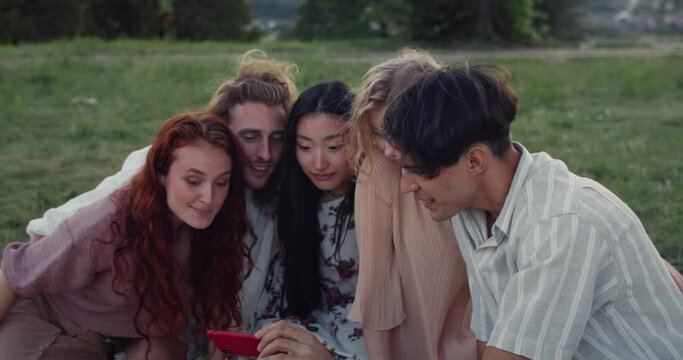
[206, 330, 260, 357]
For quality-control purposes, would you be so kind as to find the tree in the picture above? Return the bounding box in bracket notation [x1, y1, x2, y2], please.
[477, 0, 495, 38]
[495, 0, 542, 43]
[0, 0, 86, 43]
[535, 0, 583, 40]
[404, 0, 477, 41]
[364, 0, 411, 37]
[86, 0, 160, 38]
[405, 0, 542, 43]
[173, 0, 260, 40]
[295, 0, 374, 39]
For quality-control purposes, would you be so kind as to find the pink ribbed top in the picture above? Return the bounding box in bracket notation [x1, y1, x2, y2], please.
[349, 152, 477, 359]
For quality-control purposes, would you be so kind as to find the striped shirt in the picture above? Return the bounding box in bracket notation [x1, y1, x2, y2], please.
[452, 143, 683, 360]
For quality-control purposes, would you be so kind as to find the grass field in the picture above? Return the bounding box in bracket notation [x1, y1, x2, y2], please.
[1, 39, 682, 271]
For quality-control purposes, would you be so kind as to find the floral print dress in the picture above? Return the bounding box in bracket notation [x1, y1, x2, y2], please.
[253, 197, 367, 359]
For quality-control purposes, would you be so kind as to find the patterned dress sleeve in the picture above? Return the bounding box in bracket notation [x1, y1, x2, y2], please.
[349, 154, 405, 329]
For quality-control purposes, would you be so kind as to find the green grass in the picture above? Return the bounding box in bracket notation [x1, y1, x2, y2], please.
[0, 37, 415, 60]
[1, 39, 681, 271]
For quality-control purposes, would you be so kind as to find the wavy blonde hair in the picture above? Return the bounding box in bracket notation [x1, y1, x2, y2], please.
[347, 48, 443, 172]
[207, 49, 298, 120]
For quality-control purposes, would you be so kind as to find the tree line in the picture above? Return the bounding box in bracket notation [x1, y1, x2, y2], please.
[1, 0, 583, 44]
[0, 0, 259, 43]
[294, 0, 581, 43]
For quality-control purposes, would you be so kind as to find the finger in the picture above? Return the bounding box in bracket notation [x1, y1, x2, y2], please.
[259, 354, 292, 360]
[255, 321, 278, 338]
[274, 322, 319, 348]
[257, 321, 303, 351]
[258, 337, 303, 358]
[256, 319, 297, 338]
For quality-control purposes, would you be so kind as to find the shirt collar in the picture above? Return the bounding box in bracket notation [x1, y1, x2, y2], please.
[489, 142, 534, 244]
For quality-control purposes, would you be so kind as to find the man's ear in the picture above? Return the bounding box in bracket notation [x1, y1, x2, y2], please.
[466, 145, 487, 176]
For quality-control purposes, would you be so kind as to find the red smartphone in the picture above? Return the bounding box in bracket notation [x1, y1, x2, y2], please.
[206, 330, 260, 357]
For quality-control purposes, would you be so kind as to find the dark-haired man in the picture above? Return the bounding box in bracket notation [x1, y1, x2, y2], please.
[383, 64, 683, 360]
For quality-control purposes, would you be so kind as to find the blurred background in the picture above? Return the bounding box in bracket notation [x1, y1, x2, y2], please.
[0, 0, 682, 271]
[2, 0, 683, 43]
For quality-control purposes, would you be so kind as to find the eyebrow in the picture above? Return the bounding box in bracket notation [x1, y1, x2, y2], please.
[237, 129, 259, 135]
[296, 133, 343, 141]
[237, 129, 284, 137]
[186, 169, 232, 176]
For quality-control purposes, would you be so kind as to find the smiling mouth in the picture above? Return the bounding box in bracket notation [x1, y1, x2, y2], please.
[312, 173, 334, 180]
[191, 207, 213, 216]
[249, 163, 271, 175]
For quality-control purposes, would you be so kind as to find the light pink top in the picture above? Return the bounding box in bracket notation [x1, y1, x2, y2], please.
[2, 192, 192, 338]
[349, 153, 477, 359]
[663, 259, 683, 294]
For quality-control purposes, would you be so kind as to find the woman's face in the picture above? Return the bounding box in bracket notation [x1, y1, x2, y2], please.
[295, 113, 353, 201]
[368, 104, 401, 162]
[161, 140, 233, 230]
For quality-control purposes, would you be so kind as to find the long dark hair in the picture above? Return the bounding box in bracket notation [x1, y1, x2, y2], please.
[277, 81, 356, 317]
[109, 112, 251, 343]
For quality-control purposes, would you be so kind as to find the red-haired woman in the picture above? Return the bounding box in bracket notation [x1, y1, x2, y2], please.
[0, 112, 250, 359]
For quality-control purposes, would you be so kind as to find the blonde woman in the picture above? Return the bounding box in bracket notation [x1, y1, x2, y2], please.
[347, 49, 476, 359]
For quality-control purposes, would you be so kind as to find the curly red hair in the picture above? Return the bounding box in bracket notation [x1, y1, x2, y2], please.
[109, 111, 251, 341]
